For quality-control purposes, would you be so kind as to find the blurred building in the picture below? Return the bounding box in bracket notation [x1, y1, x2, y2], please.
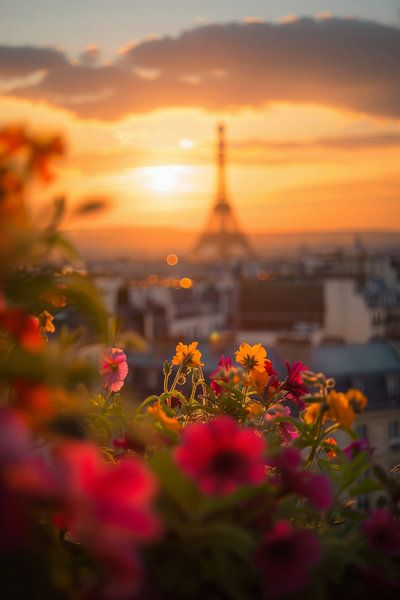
[312, 340, 400, 475]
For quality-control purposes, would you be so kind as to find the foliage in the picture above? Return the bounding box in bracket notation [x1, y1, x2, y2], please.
[0, 125, 399, 599]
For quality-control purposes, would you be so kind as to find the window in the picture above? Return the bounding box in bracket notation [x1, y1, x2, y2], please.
[386, 375, 400, 402]
[388, 420, 400, 450]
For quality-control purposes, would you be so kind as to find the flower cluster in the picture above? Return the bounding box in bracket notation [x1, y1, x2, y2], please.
[1, 127, 400, 600]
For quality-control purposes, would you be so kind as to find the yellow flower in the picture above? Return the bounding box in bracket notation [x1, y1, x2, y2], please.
[303, 402, 321, 424]
[147, 401, 181, 433]
[246, 401, 265, 417]
[326, 390, 355, 428]
[38, 310, 55, 334]
[346, 388, 368, 413]
[235, 343, 267, 373]
[171, 341, 204, 367]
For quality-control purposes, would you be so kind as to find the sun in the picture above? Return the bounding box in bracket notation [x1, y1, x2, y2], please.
[146, 166, 181, 193]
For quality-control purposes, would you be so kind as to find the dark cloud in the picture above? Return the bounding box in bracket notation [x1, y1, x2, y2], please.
[0, 45, 67, 78]
[1, 17, 400, 120]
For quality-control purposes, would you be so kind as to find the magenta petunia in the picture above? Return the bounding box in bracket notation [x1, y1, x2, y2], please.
[209, 355, 233, 396]
[99, 347, 129, 392]
[255, 520, 322, 599]
[53, 441, 161, 597]
[174, 416, 266, 495]
[265, 404, 299, 443]
[267, 447, 333, 510]
[362, 509, 400, 556]
[343, 438, 375, 460]
[281, 360, 309, 409]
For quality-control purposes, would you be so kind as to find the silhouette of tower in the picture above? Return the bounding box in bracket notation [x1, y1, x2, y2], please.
[193, 124, 255, 262]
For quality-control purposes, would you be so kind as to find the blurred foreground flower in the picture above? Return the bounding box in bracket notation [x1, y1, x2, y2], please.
[256, 520, 322, 599]
[174, 416, 266, 495]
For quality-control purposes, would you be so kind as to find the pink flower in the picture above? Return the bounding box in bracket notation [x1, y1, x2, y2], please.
[362, 509, 400, 556]
[209, 355, 233, 396]
[255, 520, 322, 598]
[343, 438, 375, 460]
[281, 361, 308, 409]
[53, 442, 160, 597]
[264, 404, 299, 443]
[267, 448, 333, 510]
[99, 347, 129, 392]
[174, 416, 266, 495]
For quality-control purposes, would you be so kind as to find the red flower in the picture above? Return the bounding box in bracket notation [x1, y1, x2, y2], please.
[281, 361, 308, 409]
[0, 308, 42, 351]
[99, 347, 129, 392]
[267, 448, 333, 510]
[209, 355, 233, 396]
[53, 442, 160, 596]
[343, 438, 375, 460]
[362, 509, 400, 556]
[174, 416, 266, 495]
[255, 520, 322, 599]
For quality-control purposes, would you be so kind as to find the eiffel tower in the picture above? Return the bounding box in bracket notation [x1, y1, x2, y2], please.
[193, 123, 255, 262]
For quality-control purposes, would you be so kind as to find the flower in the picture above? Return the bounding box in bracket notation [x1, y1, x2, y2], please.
[267, 448, 333, 510]
[174, 416, 266, 495]
[346, 387, 368, 413]
[0, 307, 43, 351]
[303, 402, 321, 424]
[265, 404, 299, 443]
[324, 437, 338, 459]
[326, 390, 355, 428]
[362, 509, 400, 556]
[281, 361, 308, 409]
[38, 310, 55, 334]
[12, 380, 53, 421]
[247, 401, 265, 418]
[210, 355, 233, 396]
[53, 442, 160, 596]
[147, 401, 181, 433]
[0, 410, 55, 549]
[343, 438, 375, 460]
[255, 520, 322, 599]
[99, 348, 129, 393]
[171, 341, 203, 368]
[235, 343, 267, 373]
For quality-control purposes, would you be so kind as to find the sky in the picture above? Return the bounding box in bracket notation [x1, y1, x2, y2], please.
[1, 0, 400, 235]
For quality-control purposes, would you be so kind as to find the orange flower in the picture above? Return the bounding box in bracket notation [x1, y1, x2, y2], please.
[147, 402, 181, 433]
[171, 341, 203, 368]
[326, 390, 355, 429]
[246, 401, 265, 418]
[324, 437, 338, 459]
[303, 402, 321, 425]
[247, 369, 269, 394]
[235, 343, 267, 373]
[346, 388, 368, 413]
[38, 310, 55, 334]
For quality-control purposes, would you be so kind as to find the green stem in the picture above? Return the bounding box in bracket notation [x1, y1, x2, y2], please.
[169, 364, 182, 393]
[134, 394, 159, 416]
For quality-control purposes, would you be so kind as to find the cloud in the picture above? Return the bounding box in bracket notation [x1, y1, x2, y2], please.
[1, 17, 400, 120]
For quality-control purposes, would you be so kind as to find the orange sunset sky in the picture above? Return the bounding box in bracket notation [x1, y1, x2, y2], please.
[1, 2, 400, 234]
